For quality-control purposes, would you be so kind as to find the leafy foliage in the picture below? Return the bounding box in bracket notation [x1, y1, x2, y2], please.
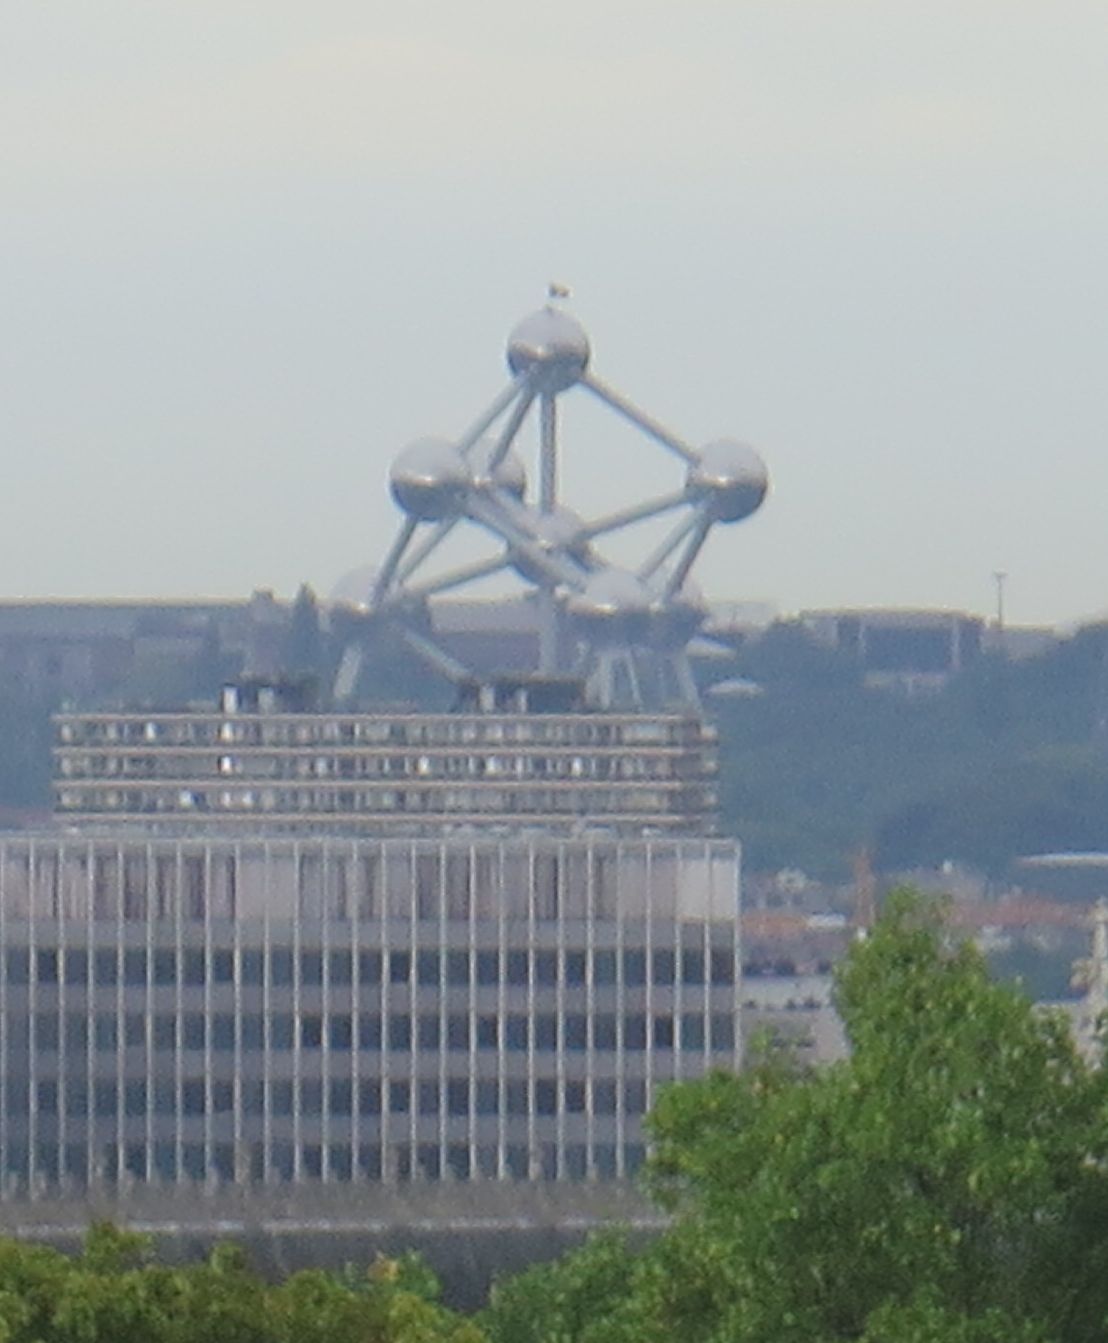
[0, 1230, 479, 1343]
[482, 891, 1108, 1342]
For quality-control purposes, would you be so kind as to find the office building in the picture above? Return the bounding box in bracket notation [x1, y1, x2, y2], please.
[0, 832, 738, 1190]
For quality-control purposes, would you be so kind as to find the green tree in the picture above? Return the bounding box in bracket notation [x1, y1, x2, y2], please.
[484, 891, 1108, 1342]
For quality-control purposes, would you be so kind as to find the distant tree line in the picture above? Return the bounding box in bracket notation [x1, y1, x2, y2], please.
[713, 620, 1108, 878]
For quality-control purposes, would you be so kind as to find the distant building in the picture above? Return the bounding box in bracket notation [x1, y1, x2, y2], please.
[0, 594, 287, 702]
[800, 608, 984, 693]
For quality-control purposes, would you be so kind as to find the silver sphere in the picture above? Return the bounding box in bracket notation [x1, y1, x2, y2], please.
[568, 568, 652, 641]
[471, 437, 527, 500]
[389, 437, 471, 520]
[506, 306, 590, 392]
[686, 439, 769, 523]
[509, 505, 591, 584]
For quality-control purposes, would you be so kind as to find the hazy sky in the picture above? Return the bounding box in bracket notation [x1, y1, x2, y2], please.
[3, 2, 1107, 626]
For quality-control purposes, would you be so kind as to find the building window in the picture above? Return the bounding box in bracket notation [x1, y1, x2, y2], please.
[182, 1080, 205, 1116]
[622, 949, 646, 986]
[417, 951, 440, 986]
[358, 1080, 381, 1115]
[35, 1015, 59, 1051]
[593, 950, 617, 986]
[182, 1014, 205, 1051]
[358, 951, 382, 985]
[476, 1015, 498, 1049]
[681, 1013, 705, 1050]
[534, 950, 557, 986]
[183, 950, 206, 987]
[5, 948, 29, 985]
[593, 1080, 617, 1116]
[506, 1081, 527, 1116]
[534, 1014, 557, 1051]
[35, 949, 58, 985]
[126, 949, 149, 986]
[212, 1015, 236, 1051]
[711, 1013, 736, 1052]
[418, 1081, 440, 1116]
[565, 951, 586, 986]
[270, 1015, 294, 1050]
[652, 949, 675, 984]
[446, 1014, 470, 1051]
[681, 948, 705, 985]
[65, 1013, 88, 1052]
[476, 1080, 498, 1115]
[329, 950, 353, 986]
[710, 947, 735, 985]
[506, 1015, 529, 1051]
[36, 1080, 58, 1116]
[63, 949, 88, 987]
[153, 1015, 176, 1051]
[446, 1078, 469, 1116]
[388, 1015, 411, 1051]
[623, 1014, 647, 1050]
[446, 951, 470, 987]
[330, 1015, 353, 1050]
[240, 950, 264, 985]
[593, 1015, 617, 1051]
[653, 1014, 674, 1049]
[624, 1079, 647, 1116]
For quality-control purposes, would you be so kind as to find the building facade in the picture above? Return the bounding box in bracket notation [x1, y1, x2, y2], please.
[54, 693, 718, 836]
[0, 833, 739, 1192]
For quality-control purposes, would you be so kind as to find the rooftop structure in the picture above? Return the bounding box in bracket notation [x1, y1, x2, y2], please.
[53, 677, 719, 837]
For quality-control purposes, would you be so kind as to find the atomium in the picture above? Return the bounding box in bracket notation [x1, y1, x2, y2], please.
[335, 298, 769, 709]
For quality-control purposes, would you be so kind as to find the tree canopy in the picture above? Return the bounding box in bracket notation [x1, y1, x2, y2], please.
[0, 1224, 481, 1343]
[482, 891, 1108, 1342]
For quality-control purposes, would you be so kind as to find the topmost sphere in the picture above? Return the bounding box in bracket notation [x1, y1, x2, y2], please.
[506, 307, 590, 392]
